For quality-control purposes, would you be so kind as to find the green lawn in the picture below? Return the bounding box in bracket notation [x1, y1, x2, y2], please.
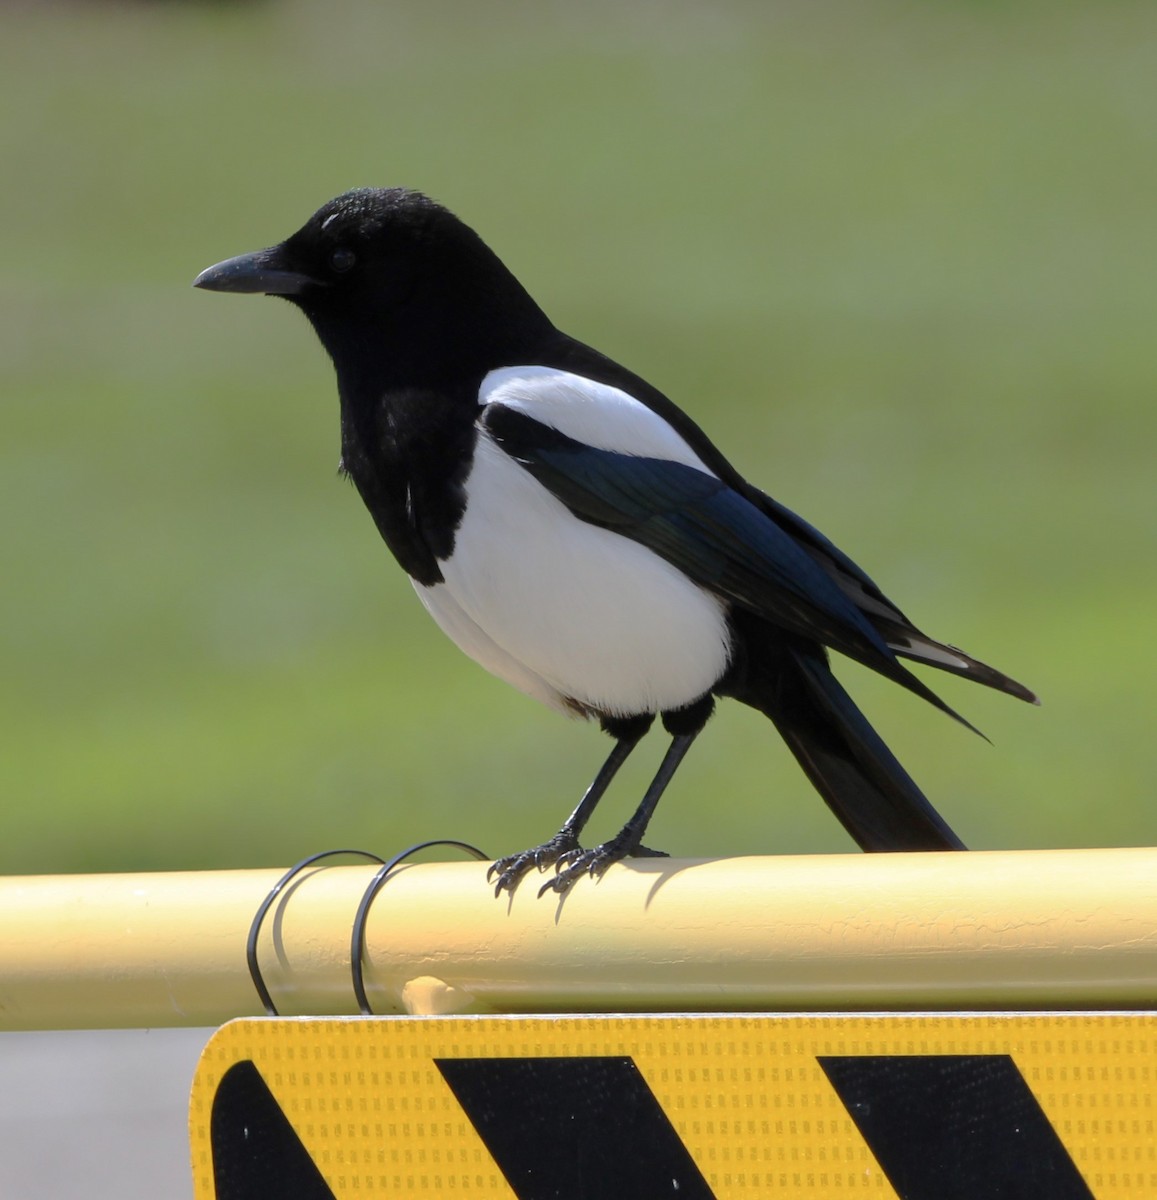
[2, 0, 1154, 874]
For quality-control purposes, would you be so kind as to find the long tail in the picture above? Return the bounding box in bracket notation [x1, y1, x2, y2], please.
[735, 640, 966, 851]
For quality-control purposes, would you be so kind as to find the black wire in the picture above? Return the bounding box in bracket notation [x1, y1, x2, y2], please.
[246, 848, 386, 1016]
[349, 839, 490, 1015]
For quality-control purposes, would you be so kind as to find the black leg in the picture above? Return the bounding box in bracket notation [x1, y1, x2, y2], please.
[488, 717, 651, 896]
[540, 726, 702, 896]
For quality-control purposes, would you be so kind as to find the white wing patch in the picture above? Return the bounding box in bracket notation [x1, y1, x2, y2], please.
[434, 429, 731, 719]
[889, 634, 974, 672]
[480, 365, 717, 474]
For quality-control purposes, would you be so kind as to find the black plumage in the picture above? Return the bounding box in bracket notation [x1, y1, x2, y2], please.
[195, 187, 1037, 895]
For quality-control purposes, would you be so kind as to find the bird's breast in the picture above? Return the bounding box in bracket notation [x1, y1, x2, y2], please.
[425, 433, 732, 718]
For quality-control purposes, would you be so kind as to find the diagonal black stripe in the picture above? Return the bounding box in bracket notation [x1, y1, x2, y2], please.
[819, 1055, 1095, 1200]
[210, 1059, 337, 1200]
[435, 1055, 717, 1200]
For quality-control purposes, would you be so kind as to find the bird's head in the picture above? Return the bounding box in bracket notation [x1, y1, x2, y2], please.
[194, 187, 552, 387]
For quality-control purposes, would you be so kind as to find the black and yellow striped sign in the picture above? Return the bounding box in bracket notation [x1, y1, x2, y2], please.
[189, 1014, 1157, 1198]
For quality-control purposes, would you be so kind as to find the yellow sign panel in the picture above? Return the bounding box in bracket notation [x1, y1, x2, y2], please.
[190, 1013, 1157, 1199]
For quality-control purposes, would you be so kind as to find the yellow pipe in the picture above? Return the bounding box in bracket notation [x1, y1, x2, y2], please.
[1, 848, 1156, 1030]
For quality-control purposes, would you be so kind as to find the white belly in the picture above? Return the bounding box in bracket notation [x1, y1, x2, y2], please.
[419, 435, 732, 718]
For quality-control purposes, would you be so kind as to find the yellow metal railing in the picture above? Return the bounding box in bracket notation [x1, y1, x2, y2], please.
[2, 848, 1156, 1030]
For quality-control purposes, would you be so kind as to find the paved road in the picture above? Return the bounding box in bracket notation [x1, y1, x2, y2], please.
[0, 1028, 211, 1199]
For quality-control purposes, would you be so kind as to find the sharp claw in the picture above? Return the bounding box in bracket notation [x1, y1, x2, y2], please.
[538, 867, 580, 898]
[629, 843, 670, 859]
[488, 832, 585, 897]
[493, 828, 666, 897]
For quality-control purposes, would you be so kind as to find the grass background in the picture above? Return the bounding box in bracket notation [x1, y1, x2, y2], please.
[1, 0, 1154, 876]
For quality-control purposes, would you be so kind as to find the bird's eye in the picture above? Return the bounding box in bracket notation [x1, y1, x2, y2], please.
[329, 247, 356, 274]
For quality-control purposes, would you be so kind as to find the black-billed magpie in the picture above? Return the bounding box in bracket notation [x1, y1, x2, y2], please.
[194, 187, 1037, 896]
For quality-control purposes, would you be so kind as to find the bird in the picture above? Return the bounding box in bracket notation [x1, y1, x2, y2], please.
[194, 187, 1038, 897]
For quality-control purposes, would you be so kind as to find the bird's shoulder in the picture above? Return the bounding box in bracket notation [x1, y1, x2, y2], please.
[514, 339, 917, 629]
[478, 335, 745, 480]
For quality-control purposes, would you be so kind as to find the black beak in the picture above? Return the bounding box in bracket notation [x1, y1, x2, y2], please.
[193, 246, 319, 296]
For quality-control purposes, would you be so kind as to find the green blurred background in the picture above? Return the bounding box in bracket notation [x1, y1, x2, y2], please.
[1, 0, 1153, 876]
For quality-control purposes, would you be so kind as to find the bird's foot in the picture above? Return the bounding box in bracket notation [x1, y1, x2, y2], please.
[488, 830, 582, 897]
[540, 835, 669, 897]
